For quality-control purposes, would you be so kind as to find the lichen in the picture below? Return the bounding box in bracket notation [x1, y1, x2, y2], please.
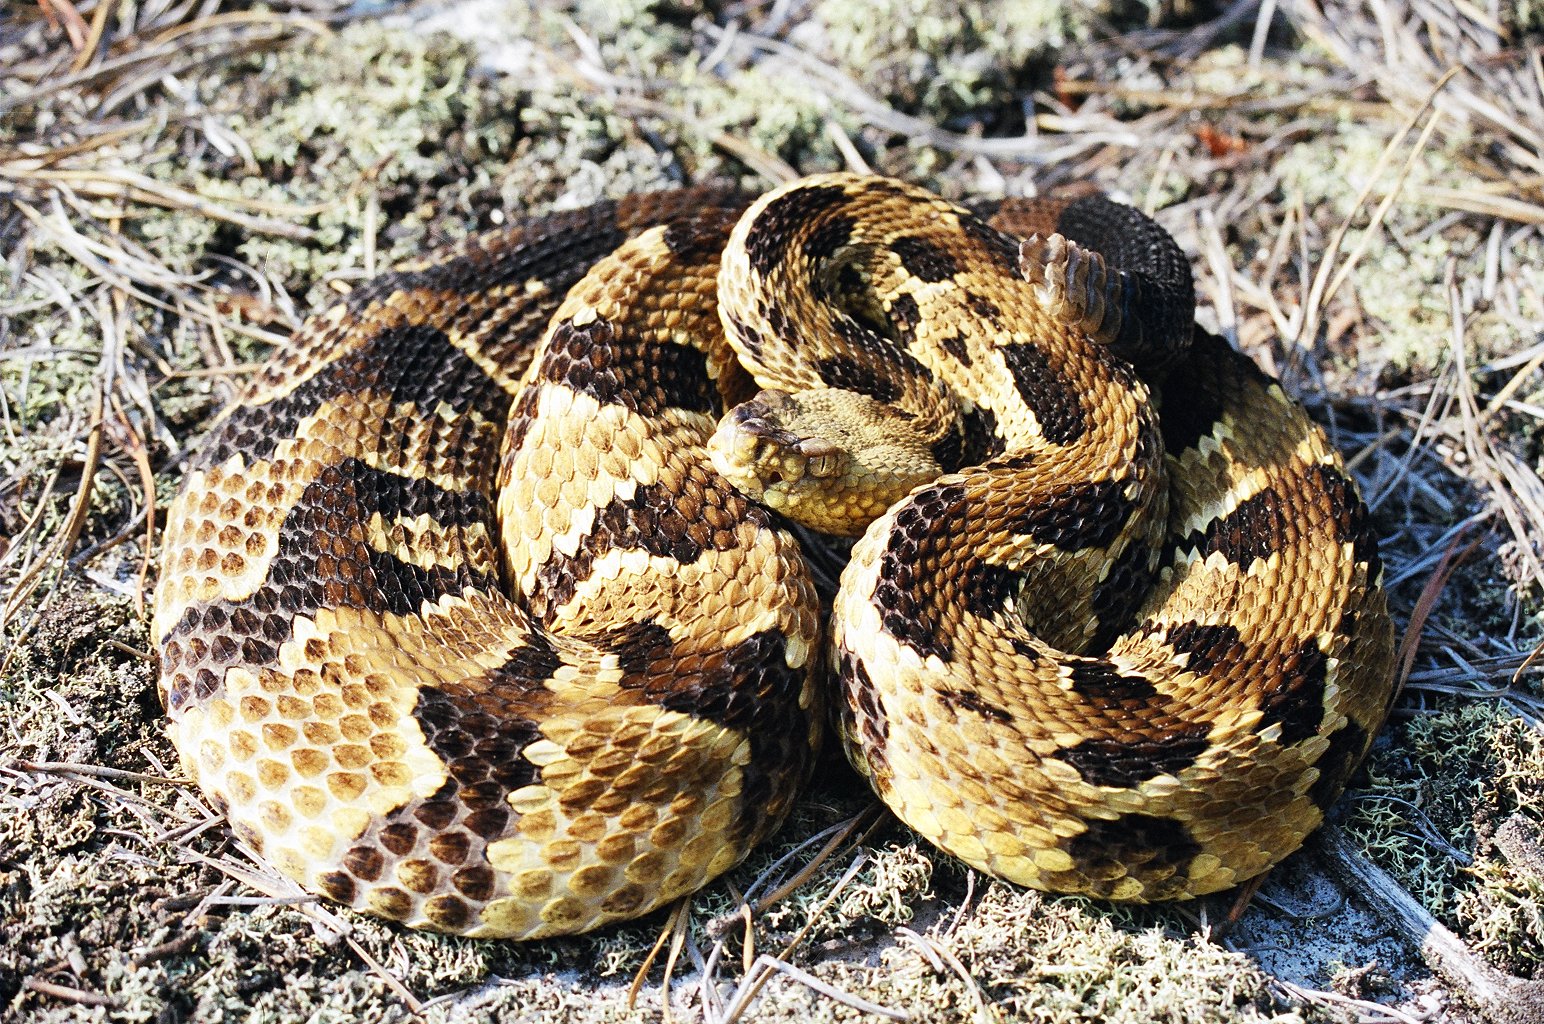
[734, 886, 1302, 1023]
[1346, 700, 1544, 977]
[812, 0, 1113, 118]
[5, 0, 1543, 1020]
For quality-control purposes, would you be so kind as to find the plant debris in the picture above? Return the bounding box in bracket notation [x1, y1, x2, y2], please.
[3, 0, 1543, 1020]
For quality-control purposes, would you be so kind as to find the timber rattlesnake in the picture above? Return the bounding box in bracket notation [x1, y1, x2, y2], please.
[155, 174, 1396, 939]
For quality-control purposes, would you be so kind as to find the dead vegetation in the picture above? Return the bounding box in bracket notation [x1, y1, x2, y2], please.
[2, 0, 1544, 1020]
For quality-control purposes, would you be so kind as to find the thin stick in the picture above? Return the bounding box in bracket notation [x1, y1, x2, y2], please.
[14, 760, 187, 786]
[22, 978, 120, 1009]
[726, 955, 909, 1022]
[1320, 827, 1544, 1024]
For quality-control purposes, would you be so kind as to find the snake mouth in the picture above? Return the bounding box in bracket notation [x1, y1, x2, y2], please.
[709, 390, 833, 488]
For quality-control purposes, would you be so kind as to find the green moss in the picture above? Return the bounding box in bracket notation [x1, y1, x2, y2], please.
[556, 0, 694, 74]
[5, 0, 1542, 1020]
[1348, 700, 1544, 976]
[815, 0, 1112, 118]
[832, 842, 937, 927]
[0, 274, 102, 432]
[1273, 128, 1437, 367]
[733, 886, 1301, 1023]
[1452, 711, 1544, 974]
[690, 65, 852, 170]
[1507, 0, 1544, 31]
[125, 23, 525, 314]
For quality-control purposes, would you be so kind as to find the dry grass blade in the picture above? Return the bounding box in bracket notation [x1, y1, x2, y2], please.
[339, 934, 424, 1015]
[613, 95, 799, 184]
[0, 380, 102, 640]
[3, 0, 1543, 1020]
[754, 808, 876, 910]
[896, 928, 990, 1024]
[35, 0, 89, 51]
[1512, 639, 1544, 689]
[722, 954, 909, 1023]
[1446, 271, 1544, 590]
[104, 394, 156, 618]
[717, 853, 893, 1023]
[1393, 526, 1480, 695]
[1296, 66, 1456, 360]
[1412, 185, 1544, 224]
[66, 0, 113, 76]
[628, 899, 684, 1010]
[685, 812, 884, 1021]
[1478, 345, 1544, 430]
[10, 197, 293, 349]
[1, 167, 317, 239]
[0, 15, 323, 117]
[660, 896, 693, 1024]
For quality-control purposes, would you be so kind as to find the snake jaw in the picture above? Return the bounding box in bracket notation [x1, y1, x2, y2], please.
[708, 390, 846, 494]
[710, 384, 947, 535]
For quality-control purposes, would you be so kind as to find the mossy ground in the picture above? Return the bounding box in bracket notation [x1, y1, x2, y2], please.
[3, 1, 1543, 1021]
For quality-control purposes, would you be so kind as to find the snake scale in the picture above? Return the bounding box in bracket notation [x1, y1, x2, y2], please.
[154, 174, 1396, 940]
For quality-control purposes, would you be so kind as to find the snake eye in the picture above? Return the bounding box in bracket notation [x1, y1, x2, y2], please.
[796, 438, 843, 479]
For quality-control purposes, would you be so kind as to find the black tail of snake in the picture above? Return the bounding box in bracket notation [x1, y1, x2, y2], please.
[155, 174, 1396, 939]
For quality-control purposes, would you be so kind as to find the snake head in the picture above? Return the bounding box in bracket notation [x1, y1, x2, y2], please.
[708, 387, 939, 536]
[710, 389, 847, 493]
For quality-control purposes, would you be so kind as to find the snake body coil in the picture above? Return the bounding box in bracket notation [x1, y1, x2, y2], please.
[155, 174, 1396, 938]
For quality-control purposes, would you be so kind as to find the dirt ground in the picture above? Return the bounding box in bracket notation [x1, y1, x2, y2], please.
[3, 0, 1544, 1021]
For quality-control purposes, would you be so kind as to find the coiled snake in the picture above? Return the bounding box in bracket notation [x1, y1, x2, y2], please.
[155, 174, 1396, 939]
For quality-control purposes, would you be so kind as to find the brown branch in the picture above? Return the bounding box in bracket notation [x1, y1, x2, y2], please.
[1321, 827, 1544, 1024]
